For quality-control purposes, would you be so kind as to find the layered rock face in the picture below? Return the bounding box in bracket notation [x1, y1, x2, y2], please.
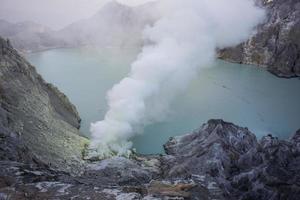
[0, 37, 88, 174]
[218, 0, 300, 77]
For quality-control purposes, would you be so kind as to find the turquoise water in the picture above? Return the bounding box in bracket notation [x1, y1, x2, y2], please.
[27, 47, 300, 154]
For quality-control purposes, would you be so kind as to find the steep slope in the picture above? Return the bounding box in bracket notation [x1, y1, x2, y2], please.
[1, 0, 299, 78]
[218, 0, 300, 77]
[0, 37, 88, 174]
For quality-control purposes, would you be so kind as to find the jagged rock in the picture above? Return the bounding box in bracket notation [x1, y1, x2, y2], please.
[0, 36, 88, 174]
[0, 119, 299, 199]
[219, 0, 300, 78]
[163, 119, 258, 178]
[163, 119, 300, 200]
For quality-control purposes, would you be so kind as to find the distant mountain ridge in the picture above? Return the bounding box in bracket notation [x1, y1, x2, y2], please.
[0, 1, 159, 53]
[0, 20, 64, 52]
[0, 20, 50, 36]
[57, 0, 158, 48]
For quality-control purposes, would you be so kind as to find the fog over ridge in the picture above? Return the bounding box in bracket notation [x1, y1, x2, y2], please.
[0, 0, 156, 29]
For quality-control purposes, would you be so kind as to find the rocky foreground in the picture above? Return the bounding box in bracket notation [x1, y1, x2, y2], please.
[0, 37, 300, 199]
[0, 119, 299, 200]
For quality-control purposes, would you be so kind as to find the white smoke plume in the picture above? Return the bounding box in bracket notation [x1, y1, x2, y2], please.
[89, 0, 265, 158]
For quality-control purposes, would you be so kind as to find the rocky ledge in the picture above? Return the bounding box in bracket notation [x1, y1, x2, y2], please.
[1, 119, 299, 200]
[218, 0, 300, 78]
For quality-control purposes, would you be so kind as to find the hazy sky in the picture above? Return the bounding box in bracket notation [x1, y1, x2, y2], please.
[0, 0, 155, 30]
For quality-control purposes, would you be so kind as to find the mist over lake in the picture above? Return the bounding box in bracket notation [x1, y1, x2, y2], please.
[27, 47, 300, 154]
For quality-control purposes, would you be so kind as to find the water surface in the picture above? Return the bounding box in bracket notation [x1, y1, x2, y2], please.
[27, 47, 300, 154]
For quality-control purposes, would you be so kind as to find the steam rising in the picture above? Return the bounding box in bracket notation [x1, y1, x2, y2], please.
[90, 0, 265, 158]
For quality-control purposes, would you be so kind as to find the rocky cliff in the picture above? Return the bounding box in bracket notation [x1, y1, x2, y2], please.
[0, 36, 88, 174]
[218, 0, 300, 78]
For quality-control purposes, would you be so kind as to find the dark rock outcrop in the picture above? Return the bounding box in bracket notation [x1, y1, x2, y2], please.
[0, 37, 88, 174]
[218, 0, 300, 78]
[1, 118, 299, 199]
[57, 1, 159, 49]
[163, 119, 300, 199]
